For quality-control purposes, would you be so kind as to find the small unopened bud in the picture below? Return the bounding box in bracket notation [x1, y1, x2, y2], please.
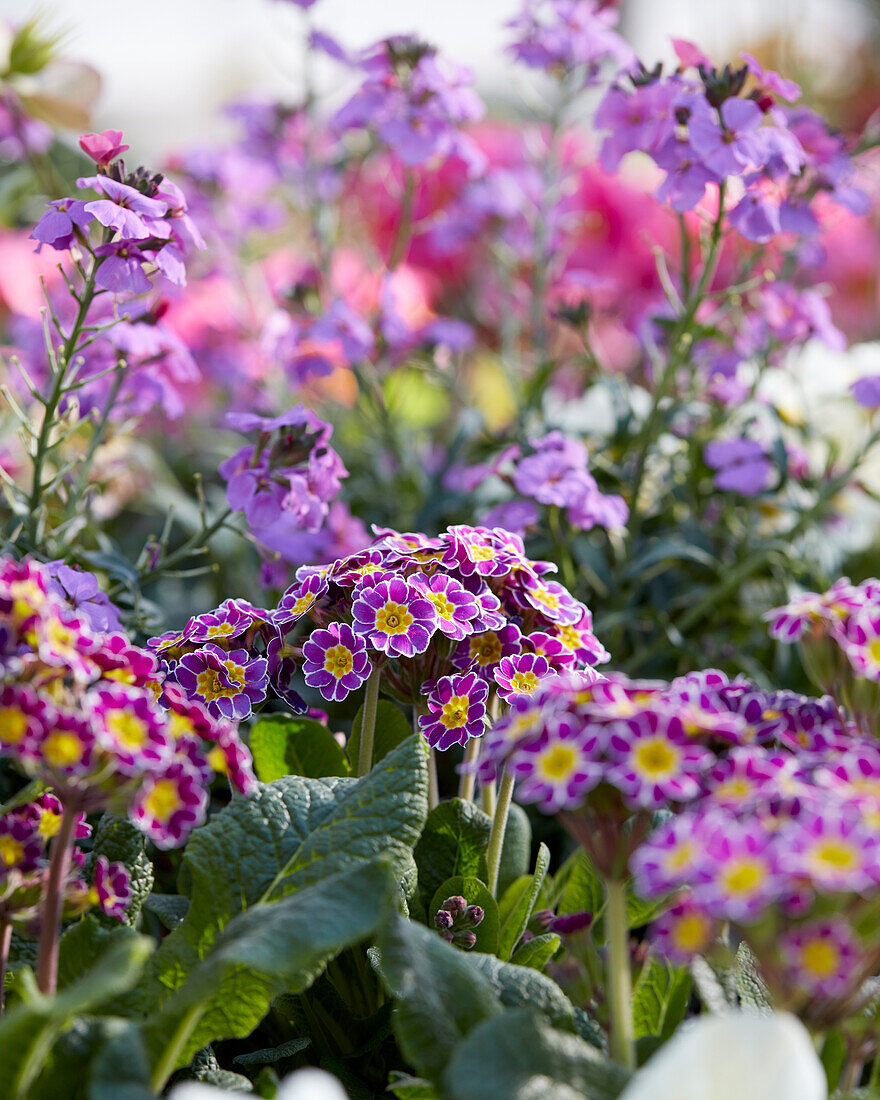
[458, 931, 477, 949]
[461, 905, 484, 929]
[434, 909, 454, 931]
[442, 895, 468, 917]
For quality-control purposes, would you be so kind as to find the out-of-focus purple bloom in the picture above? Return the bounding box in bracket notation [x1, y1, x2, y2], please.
[30, 198, 93, 252]
[42, 562, 122, 634]
[688, 96, 765, 178]
[507, 0, 634, 83]
[92, 241, 153, 294]
[704, 438, 773, 495]
[851, 376, 880, 410]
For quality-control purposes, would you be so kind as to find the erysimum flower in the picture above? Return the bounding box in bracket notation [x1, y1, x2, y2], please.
[418, 671, 488, 750]
[302, 623, 372, 702]
[351, 575, 437, 658]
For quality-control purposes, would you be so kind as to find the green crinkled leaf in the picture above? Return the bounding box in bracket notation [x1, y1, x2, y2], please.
[498, 843, 550, 960]
[85, 815, 154, 927]
[233, 1037, 311, 1067]
[388, 1071, 441, 1098]
[443, 1008, 631, 1100]
[135, 734, 427, 1013]
[624, 882, 668, 930]
[632, 955, 691, 1042]
[510, 932, 560, 971]
[429, 876, 499, 955]
[87, 1019, 154, 1100]
[551, 848, 604, 919]
[0, 934, 152, 1100]
[497, 803, 531, 897]
[141, 858, 399, 1072]
[467, 952, 576, 1031]
[58, 917, 146, 993]
[414, 798, 491, 908]
[734, 941, 771, 1014]
[376, 913, 501, 1082]
[249, 715, 350, 781]
[348, 699, 413, 769]
[142, 893, 189, 930]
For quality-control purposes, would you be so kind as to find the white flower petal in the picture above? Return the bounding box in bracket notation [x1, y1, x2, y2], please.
[618, 1011, 826, 1100]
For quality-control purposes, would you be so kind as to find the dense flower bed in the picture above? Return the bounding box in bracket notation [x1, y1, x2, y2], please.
[1, 2, 880, 1097]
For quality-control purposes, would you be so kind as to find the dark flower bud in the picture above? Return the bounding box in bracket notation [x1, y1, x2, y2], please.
[434, 909, 454, 931]
[462, 904, 485, 929]
[442, 895, 468, 917]
[458, 931, 477, 950]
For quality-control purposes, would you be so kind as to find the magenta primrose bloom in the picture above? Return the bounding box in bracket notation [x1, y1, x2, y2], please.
[418, 671, 489, 750]
[493, 652, 554, 701]
[175, 643, 268, 721]
[411, 571, 480, 641]
[509, 716, 604, 813]
[130, 761, 209, 849]
[692, 817, 784, 922]
[779, 918, 862, 998]
[89, 684, 172, 776]
[350, 575, 437, 658]
[649, 898, 718, 964]
[778, 809, 880, 894]
[302, 622, 372, 702]
[606, 709, 713, 809]
[91, 855, 131, 920]
[453, 622, 523, 679]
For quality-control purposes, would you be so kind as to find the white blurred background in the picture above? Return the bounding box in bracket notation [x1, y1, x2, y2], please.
[0, 0, 872, 157]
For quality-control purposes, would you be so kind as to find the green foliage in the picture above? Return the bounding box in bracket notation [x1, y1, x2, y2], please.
[510, 932, 560, 971]
[467, 953, 576, 1031]
[496, 803, 532, 897]
[414, 798, 491, 908]
[443, 1009, 631, 1100]
[497, 843, 550, 960]
[631, 955, 691, 1053]
[249, 714, 350, 781]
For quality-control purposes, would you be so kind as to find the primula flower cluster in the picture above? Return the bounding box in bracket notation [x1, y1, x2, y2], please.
[0, 556, 255, 849]
[154, 524, 607, 756]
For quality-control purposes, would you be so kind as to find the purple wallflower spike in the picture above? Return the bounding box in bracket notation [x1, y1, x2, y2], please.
[78, 175, 169, 238]
[704, 438, 773, 495]
[350, 575, 437, 658]
[688, 96, 765, 178]
[780, 919, 861, 998]
[509, 716, 604, 813]
[92, 241, 153, 294]
[92, 855, 131, 920]
[79, 129, 130, 165]
[411, 571, 480, 641]
[302, 622, 372, 702]
[129, 761, 208, 849]
[175, 643, 268, 721]
[606, 709, 713, 808]
[728, 192, 781, 243]
[30, 198, 93, 251]
[88, 684, 172, 776]
[419, 671, 489, 750]
[493, 652, 554, 701]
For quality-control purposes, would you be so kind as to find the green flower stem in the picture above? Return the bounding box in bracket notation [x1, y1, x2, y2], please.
[427, 747, 439, 811]
[486, 769, 515, 898]
[150, 1002, 205, 1093]
[0, 917, 11, 1016]
[357, 666, 382, 777]
[604, 878, 635, 1070]
[36, 801, 78, 995]
[457, 737, 481, 802]
[481, 778, 496, 818]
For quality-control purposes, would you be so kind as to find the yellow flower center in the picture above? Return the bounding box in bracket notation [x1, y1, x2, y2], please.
[43, 730, 85, 768]
[10, 580, 44, 622]
[440, 695, 470, 729]
[537, 744, 578, 782]
[0, 835, 24, 866]
[206, 622, 235, 637]
[470, 634, 502, 666]
[633, 737, 680, 779]
[429, 592, 455, 620]
[869, 640, 880, 665]
[143, 779, 182, 822]
[291, 594, 315, 615]
[720, 858, 766, 896]
[511, 670, 539, 694]
[324, 645, 354, 678]
[809, 840, 858, 872]
[664, 842, 696, 872]
[0, 707, 28, 745]
[38, 811, 61, 839]
[713, 778, 753, 803]
[470, 545, 495, 561]
[801, 939, 840, 979]
[376, 601, 413, 635]
[556, 625, 579, 650]
[105, 710, 148, 749]
[206, 745, 228, 774]
[532, 586, 560, 610]
[672, 912, 711, 953]
[169, 713, 195, 739]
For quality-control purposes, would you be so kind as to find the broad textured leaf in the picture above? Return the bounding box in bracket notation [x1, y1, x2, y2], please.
[498, 843, 550, 960]
[347, 699, 413, 768]
[58, 917, 145, 993]
[249, 715, 349, 781]
[87, 1019, 154, 1100]
[632, 955, 691, 1041]
[510, 932, 560, 971]
[136, 734, 427, 1010]
[233, 1037, 311, 1066]
[414, 798, 491, 907]
[551, 848, 604, 919]
[142, 859, 397, 1072]
[142, 893, 189, 930]
[467, 953, 575, 1031]
[734, 941, 771, 1013]
[376, 913, 501, 1081]
[428, 875, 499, 955]
[0, 934, 152, 1100]
[444, 1009, 631, 1100]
